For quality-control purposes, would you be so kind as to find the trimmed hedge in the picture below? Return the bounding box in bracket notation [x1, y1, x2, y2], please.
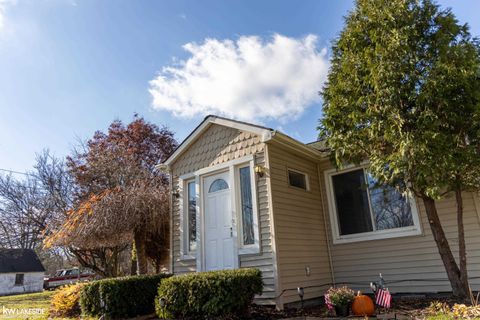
[155, 268, 263, 319]
[80, 273, 171, 318]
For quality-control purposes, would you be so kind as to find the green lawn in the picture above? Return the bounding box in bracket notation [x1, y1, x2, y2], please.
[0, 290, 100, 320]
[0, 291, 54, 320]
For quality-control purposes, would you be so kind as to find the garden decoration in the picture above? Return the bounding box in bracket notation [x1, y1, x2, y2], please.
[370, 273, 392, 309]
[325, 286, 355, 317]
[375, 287, 392, 309]
[297, 287, 305, 310]
[352, 291, 375, 316]
[370, 274, 395, 319]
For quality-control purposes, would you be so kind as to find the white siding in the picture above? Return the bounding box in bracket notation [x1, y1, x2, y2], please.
[0, 272, 44, 296]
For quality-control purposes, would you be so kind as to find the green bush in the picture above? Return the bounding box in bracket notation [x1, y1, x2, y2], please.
[80, 273, 171, 318]
[155, 268, 263, 319]
[49, 283, 86, 317]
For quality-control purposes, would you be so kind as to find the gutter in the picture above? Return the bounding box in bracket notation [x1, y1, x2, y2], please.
[268, 131, 327, 161]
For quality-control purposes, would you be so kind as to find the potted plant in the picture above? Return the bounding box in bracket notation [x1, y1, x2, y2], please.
[326, 286, 355, 317]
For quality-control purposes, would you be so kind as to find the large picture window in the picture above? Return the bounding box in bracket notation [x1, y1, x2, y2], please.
[326, 166, 421, 243]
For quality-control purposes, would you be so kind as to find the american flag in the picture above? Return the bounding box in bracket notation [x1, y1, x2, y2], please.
[375, 288, 392, 308]
[324, 294, 334, 311]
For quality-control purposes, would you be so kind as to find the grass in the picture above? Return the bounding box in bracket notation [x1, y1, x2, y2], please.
[0, 290, 99, 320]
[0, 291, 55, 320]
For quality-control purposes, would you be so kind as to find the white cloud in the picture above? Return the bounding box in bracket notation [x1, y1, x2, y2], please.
[0, 0, 15, 31]
[149, 34, 329, 122]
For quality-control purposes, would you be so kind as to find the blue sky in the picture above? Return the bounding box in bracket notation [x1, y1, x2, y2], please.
[0, 0, 479, 174]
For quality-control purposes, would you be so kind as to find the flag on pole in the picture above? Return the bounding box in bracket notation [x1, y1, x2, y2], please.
[375, 288, 392, 308]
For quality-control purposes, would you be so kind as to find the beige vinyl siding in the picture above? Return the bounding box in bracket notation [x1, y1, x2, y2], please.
[170, 124, 276, 304]
[268, 142, 333, 306]
[319, 159, 480, 293]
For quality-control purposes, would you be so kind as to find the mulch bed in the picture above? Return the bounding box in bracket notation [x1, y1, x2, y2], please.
[249, 304, 329, 319]
[247, 295, 466, 319]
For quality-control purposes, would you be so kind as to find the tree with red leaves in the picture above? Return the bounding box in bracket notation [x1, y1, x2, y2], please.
[45, 116, 177, 275]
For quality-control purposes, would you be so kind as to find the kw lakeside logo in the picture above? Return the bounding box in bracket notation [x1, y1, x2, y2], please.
[1, 306, 45, 316]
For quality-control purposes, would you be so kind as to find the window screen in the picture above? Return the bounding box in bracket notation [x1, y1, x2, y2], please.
[366, 172, 414, 230]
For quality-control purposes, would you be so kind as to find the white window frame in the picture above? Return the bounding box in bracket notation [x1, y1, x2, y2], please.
[179, 173, 197, 260]
[287, 168, 310, 191]
[324, 164, 422, 244]
[178, 155, 261, 265]
[235, 161, 260, 255]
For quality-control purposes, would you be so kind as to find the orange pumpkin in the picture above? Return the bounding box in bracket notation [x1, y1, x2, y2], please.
[352, 291, 375, 316]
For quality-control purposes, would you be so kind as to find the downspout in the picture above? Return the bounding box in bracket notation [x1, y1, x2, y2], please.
[317, 162, 335, 285]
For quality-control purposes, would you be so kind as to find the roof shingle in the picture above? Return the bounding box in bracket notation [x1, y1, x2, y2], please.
[0, 249, 46, 273]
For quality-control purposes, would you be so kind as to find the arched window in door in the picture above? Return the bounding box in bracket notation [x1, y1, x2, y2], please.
[208, 179, 229, 193]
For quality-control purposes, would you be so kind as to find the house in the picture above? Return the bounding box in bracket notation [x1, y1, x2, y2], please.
[160, 115, 480, 309]
[0, 249, 46, 296]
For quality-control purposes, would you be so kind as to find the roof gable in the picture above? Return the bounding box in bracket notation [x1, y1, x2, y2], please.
[161, 115, 273, 167]
[0, 249, 46, 273]
[171, 124, 264, 176]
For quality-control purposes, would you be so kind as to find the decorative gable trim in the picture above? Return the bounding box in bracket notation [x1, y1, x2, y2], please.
[160, 115, 274, 168]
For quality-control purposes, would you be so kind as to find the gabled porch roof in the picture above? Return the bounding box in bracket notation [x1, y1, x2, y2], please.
[160, 115, 326, 169]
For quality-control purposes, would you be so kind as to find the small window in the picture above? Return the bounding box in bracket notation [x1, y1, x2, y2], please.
[208, 179, 229, 193]
[187, 181, 197, 252]
[239, 166, 254, 245]
[288, 169, 308, 190]
[15, 274, 24, 286]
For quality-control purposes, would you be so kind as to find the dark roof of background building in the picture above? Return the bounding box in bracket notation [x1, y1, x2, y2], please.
[0, 249, 46, 273]
[306, 140, 330, 156]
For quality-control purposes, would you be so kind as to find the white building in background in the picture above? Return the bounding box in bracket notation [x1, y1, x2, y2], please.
[0, 249, 45, 296]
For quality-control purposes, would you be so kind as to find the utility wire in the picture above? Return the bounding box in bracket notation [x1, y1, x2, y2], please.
[0, 168, 33, 176]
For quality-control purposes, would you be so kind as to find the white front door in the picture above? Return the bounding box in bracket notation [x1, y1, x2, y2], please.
[203, 171, 236, 271]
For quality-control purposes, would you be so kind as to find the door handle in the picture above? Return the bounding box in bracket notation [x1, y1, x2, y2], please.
[230, 227, 233, 237]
